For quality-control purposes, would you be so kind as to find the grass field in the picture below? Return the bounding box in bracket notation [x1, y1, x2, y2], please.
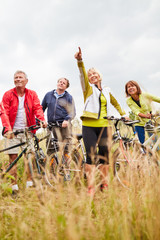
[0, 131, 160, 240]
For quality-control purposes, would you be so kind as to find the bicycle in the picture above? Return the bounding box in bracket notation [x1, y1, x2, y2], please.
[143, 114, 160, 152]
[0, 123, 49, 189]
[105, 116, 159, 189]
[44, 122, 85, 187]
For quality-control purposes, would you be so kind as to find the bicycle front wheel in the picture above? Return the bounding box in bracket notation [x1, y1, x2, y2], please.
[44, 152, 80, 188]
[113, 142, 159, 189]
[113, 148, 132, 189]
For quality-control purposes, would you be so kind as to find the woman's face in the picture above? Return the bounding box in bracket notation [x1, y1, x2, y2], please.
[88, 70, 101, 85]
[127, 83, 138, 96]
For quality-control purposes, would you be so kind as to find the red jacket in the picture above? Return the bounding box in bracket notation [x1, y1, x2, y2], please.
[2, 88, 45, 130]
[0, 102, 12, 133]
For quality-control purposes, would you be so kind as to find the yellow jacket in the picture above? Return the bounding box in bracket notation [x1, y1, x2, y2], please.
[126, 92, 160, 126]
[77, 61, 125, 123]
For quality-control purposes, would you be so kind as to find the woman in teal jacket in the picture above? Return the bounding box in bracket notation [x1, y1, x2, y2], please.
[75, 47, 126, 195]
[125, 80, 160, 144]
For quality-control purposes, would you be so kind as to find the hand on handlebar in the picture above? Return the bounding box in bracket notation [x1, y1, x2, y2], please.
[62, 120, 69, 128]
[35, 117, 47, 128]
[4, 130, 15, 139]
[122, 116, 130, 121]
[146, 113, 152, 119]
[42, 120, 47, 128]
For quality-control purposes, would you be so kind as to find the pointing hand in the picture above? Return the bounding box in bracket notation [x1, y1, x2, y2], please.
[74, 47, 82, 61]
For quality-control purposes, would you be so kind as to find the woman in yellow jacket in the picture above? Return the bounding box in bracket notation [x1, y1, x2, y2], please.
[75, 47, 125, 195]
[125, 80, 160, 144]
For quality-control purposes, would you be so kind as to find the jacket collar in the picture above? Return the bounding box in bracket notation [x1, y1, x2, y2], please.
[12, 87, 28, 96]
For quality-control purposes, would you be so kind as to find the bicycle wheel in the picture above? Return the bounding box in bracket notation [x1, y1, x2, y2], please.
[26, 152, 37, 186]
[113, 148, 131, 188]
[71, 149, 85, 181]
[113, 141, 159, 189]
[26, 149, 47, 188]
[44, 152, 80, 187]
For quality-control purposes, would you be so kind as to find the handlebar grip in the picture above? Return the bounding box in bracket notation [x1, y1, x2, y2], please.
[103, 116, 115, 120]
[47, 122, 62, 128]
[13, 129, 25, 135]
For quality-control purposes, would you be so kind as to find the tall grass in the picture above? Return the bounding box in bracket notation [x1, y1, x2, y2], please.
[0, 132, 160, 240]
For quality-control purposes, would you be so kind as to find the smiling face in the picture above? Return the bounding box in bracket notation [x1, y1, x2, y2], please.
[88, 70, 101, 85]
[14, 72, 28, 89]
[126, 83, 138, 96]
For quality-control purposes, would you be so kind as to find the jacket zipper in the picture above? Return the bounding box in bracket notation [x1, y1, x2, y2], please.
[25, 101, 31, 126]
[53, 97, 58, 121]
[98, 92, 101, 119]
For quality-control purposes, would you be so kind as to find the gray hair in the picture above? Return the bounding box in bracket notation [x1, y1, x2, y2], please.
[14, 70, 28, 79]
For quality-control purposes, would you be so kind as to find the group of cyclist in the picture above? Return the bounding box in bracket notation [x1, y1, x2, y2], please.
[0, 47, 160, 195]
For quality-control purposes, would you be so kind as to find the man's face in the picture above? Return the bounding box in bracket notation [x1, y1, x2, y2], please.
[57, 78, 68, 91]
[14, 72, 28, 88]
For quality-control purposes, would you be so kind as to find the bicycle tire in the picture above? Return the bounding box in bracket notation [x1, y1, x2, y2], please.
[113, 141, 159, 189]
[27, 150, 47, 187]
[27, 152, 36, 186]
[71, 149, 86, 181]
[44, 152, 80, 187]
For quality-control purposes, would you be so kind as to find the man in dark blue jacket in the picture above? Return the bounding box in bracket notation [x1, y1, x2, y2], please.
[42, 77, 76, 155]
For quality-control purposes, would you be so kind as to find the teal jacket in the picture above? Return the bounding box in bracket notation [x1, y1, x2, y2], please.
[126, 92, 160, 126]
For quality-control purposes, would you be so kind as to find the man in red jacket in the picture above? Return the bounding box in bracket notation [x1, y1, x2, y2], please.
[2, 70, 47, 192]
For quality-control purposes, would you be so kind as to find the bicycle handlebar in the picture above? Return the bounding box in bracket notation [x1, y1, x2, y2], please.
[104, 116, 140, 125]
[13, 125, 41, 136]
[47, 122, 62, 130]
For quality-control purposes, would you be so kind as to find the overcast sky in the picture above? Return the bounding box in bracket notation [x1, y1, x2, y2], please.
[0, 0, 160, 127]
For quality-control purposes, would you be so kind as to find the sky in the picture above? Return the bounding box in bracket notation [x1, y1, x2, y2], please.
[0, 0, 160, 130]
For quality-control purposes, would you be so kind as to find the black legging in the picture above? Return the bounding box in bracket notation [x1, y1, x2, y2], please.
[82, 126, 110, 165]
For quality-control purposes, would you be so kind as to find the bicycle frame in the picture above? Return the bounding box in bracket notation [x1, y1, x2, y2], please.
[144, 122, 160, 152]
[44, 123, 84, 186]
[0, 126, 48, 177]
[72, 133, 86, 168]
[109, 117, 139, 162]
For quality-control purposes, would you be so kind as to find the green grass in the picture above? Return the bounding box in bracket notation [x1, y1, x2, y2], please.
[0, 133, 160, 240]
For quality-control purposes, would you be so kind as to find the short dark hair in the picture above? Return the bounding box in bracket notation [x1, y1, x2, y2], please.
[57, 78, 70, 88]
[125, 80, 142, 97]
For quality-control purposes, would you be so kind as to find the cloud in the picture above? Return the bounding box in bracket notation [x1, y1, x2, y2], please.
[0, 0, 160, 124]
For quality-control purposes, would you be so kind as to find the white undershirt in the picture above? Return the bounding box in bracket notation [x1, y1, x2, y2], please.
[13, 95, 27, 129]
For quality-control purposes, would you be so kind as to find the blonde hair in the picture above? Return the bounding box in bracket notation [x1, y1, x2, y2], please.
[87, 68, 103, 81]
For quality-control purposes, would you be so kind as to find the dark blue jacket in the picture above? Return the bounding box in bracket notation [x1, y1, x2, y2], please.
[42, 90, 76, 123]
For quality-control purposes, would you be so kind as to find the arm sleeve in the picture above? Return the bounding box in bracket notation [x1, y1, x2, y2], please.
[77, 61, 92, 101]
[2, 92, 11, 117]
[63, 96, 76, 121]
[126, 98, 141, 116]
[110, 93, 126, 116]
[143, 92, 160, 103]
[41, 94, 47, 112]
[0, 102, 12, 133]
[32, 91, 45, 121]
